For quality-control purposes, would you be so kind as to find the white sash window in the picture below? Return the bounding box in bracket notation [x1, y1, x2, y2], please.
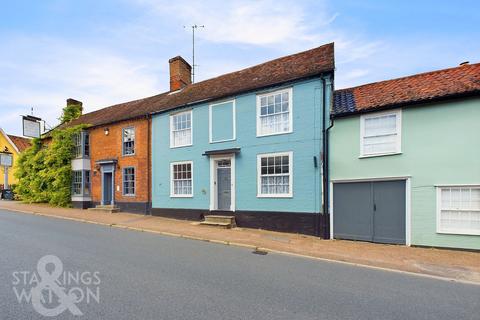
[437, 186, 480, 235]
[257, 152, 293, 197]
[257, 88, 292, 137]
[170, 111, 192, 148]
[360, 110, 401, 157]
[171, 161, 193, 197]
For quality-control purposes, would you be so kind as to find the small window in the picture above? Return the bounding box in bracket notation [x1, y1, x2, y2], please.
[123, 127, 135, 155]
[123, 167, 135, 196]
[257, 152, 293, 197]
[73, 133, 82, 158]
[171, 162, 193, 197]
[360, 110, 401, 157]
[72, 171, 82, 195]
[170, 111, 192, 148]
[257, 88, 292, 137]
[83, 170, 91, 195]
[437, 187, 480, 235]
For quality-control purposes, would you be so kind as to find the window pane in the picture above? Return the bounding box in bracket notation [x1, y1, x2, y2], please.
[123, 128, 135, 155]
[172, 163, 192, 195]
[259, 154, 291, 195]
[123, 168, 135, 195]
[258, 90, 291, 135]
[439, 187, 480, 234]
[171, 112, 192, 147]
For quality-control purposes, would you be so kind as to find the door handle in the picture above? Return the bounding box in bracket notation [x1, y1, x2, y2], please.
[374, 204, 377, 211]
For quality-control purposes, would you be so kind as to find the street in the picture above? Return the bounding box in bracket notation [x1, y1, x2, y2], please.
[0, 209, 479, 320]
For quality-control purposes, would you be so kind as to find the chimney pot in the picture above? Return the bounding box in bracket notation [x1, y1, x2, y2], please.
[169, 56, 192, 91]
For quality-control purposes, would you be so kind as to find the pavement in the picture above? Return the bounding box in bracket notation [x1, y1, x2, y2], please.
[1, 208, 479, 320]
[0, 200, 479, 285]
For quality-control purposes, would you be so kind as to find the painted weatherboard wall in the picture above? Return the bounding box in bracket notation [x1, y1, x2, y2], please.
[152, 77, 332, 214]
[330, 97, 480, 250]
[0, 133, 20, 186]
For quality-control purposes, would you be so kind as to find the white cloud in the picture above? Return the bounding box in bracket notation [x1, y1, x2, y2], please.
[134, 0, 338, 48]
[0, 36, 163, 135]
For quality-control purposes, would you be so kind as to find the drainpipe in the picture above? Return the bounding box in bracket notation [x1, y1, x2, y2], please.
[147, 114, 152, 215]
[321, 76, 334, 239]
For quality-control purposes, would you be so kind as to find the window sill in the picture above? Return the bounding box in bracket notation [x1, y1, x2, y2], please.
[436, 229, 480, 236]
[170, 195, 193, 198]
[122, 194, 136, 197]
[256, 130, 293, 138]
[359, 152, 402, 159]
[257, 194, 293, 198]
[170, 144, 193, 149]
[209, 138, 236, 144]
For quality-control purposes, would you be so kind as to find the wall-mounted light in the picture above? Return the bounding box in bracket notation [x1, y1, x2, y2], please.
[104, 127, 109, 136]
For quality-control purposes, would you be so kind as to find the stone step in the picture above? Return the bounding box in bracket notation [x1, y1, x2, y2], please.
[95, 205, 117, 209]
[87, 205, 120, 214]
[200, 215, 236, 228]
[199, 221, 233, 229]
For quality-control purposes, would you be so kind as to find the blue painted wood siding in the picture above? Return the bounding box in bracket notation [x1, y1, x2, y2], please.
[152, 76, 332, 213]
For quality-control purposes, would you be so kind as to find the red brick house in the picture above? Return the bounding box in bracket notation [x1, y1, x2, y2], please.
[66, 57, 192, 213]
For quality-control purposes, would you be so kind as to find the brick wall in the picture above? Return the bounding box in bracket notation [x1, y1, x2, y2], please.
[89, 117, 150, 205]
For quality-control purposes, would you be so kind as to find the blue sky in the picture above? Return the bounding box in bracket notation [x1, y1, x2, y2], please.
[1, 0, 479, 136]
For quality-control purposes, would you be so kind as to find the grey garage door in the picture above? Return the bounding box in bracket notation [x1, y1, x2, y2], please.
[333, 180, 406, 244]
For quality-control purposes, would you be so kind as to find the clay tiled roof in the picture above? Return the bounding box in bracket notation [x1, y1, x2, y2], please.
[333, 63, 480, 116]
[67, 43, 334, 127]
[7, 135, 31, 152]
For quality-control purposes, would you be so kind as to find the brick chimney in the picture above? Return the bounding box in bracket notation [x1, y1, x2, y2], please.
[66, 98, 83, 114]
[169, 56, 192, 91]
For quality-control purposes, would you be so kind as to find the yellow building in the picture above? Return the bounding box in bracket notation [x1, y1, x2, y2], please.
[0, 128, 31, 188]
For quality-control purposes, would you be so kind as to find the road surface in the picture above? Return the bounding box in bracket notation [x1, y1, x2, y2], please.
[0, 209, 478, 319]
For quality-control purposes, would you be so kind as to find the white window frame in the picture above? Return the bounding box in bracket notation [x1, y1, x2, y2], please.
[436, 185, 480, 236]
[257, 151, 293, 198]
[256, 88, 293, 137]
[170, 110, 193, 148]
[359, 109, 402, 158]
[170, 161, 193, 198]
[209, 100, 236, 143]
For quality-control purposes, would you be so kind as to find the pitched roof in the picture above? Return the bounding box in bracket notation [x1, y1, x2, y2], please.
[333, 63, 480, 117]
[7, 135, 31, 152]
[67, 43, 334, 128]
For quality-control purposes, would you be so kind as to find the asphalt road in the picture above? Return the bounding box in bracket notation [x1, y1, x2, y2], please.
[0, 209, 479, 320]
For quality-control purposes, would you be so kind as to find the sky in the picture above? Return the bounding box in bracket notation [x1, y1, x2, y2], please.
[1, 0, 479, 136]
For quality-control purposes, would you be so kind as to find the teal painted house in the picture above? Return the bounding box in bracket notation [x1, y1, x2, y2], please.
[151, 44, 334, 236]
[330, 63, 480, 249]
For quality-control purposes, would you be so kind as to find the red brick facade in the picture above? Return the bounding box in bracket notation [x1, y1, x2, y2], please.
[88, 117, 151, 211]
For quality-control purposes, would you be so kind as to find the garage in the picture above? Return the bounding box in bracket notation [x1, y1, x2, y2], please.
[333, 180, 406, 244]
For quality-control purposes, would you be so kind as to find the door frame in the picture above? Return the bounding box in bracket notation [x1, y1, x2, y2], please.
[330, 176, 411, 246]
[209, 154, 235, 211]
[101, 165, 115, 206]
